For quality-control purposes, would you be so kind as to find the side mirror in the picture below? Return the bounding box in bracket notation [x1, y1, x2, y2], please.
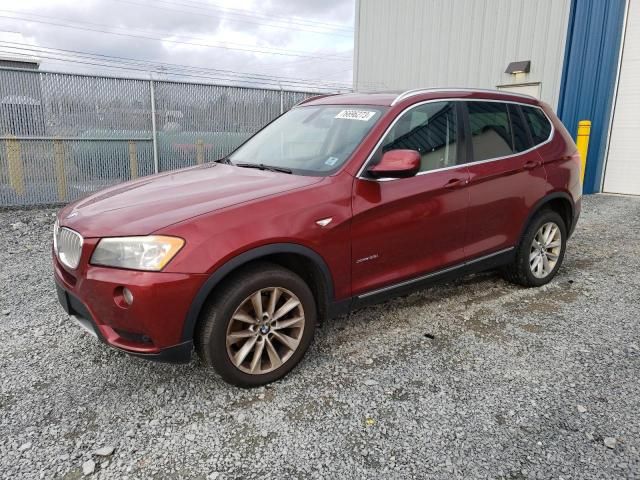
[367, 150, 420, 178]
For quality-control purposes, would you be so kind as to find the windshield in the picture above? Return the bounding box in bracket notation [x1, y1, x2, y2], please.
[228, 105, 385, 175]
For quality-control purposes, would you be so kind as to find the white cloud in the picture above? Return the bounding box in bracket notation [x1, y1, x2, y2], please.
[0, 0, 355, 90]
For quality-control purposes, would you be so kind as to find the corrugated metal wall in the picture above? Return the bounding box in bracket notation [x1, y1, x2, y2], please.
[354, 0, 572, 108]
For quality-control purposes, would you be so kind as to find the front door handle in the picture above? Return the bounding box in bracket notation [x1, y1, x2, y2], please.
[444, 178, 467, 189]
[523, 160, 541, 170]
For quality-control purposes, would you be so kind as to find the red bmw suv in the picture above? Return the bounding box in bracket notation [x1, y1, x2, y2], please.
[54, 89, 582, 387]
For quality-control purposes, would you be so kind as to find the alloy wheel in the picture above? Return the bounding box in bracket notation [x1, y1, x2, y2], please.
[226, 287, 305, 375]
[529, 222, 562, 278]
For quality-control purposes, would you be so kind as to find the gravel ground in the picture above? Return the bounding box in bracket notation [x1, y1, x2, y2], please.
[1, 194, 639, 479]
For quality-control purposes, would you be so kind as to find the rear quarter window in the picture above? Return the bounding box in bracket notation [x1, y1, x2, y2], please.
[522, 106, 552, 145]
[508, 104, 531, 153]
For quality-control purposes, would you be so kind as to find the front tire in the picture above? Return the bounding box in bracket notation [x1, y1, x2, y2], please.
[196, 263, 317, 387]
[502, 209, 567, 287]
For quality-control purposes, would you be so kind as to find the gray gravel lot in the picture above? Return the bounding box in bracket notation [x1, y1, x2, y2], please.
[1, 194, 639, 479]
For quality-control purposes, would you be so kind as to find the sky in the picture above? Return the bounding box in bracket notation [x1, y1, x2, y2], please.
[0, 0, 356, 91]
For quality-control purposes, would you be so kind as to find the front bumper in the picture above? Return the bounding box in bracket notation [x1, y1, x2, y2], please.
[53, 249, 206, 363]
[55, 282, 193, 362]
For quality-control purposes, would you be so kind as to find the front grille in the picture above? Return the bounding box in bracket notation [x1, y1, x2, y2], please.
[55, 224, 83, 269]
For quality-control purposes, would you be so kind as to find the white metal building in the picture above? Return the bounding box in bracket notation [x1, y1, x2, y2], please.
[353, 0, 638, 195]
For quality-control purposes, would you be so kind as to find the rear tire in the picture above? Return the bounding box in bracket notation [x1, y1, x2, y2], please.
[502, 209, 567, 287]
[196, 262, 316, 388]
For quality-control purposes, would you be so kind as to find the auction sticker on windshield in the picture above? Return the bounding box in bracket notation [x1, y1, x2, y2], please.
[335, 109, 377, 121]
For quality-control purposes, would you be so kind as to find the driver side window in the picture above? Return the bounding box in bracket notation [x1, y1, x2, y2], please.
[374, 101, 459, 173]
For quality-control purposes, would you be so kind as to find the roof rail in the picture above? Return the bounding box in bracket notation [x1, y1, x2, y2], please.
[294, 93, 340, 107]
[391, 87, 536, 106]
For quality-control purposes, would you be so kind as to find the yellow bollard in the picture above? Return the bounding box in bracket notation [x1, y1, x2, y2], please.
[128, 141, 138, 179]
[53, 140, 67, 201]
[576, 120, 591, 185]
[6, 136, 25, 195]
[196, 139, 204, 165]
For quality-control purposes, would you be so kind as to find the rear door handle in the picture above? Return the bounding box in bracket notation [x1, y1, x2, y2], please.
[523, 160, 541, 170]
[444, 178, 468, 189]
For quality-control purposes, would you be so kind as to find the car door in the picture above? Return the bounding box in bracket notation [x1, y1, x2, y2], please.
[350, 101, 471, 296]
[463, 101, 547, 258]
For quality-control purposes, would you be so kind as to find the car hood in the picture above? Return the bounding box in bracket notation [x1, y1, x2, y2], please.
[58, 163, 322, 237]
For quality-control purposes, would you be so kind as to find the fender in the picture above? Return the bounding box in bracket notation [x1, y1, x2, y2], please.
[180, 243, 337, 342]
[518, 191, 575, 241]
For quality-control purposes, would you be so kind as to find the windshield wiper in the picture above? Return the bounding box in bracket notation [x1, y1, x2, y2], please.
[235, 163, 292, 174]
[215, 156, 233, 165]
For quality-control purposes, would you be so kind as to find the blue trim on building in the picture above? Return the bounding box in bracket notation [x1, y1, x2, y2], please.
[557, 0, 627, 194]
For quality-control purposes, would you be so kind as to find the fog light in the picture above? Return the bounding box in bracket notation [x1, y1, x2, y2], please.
[122, 287, 134, 306]
[114, 286, 134, 308]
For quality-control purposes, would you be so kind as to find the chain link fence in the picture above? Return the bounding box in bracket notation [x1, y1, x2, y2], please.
[0, 67, 322, 207]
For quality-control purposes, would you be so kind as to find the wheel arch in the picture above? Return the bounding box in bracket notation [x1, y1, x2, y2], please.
[181, 243, 337, 343]
[520, 192, 575, 241]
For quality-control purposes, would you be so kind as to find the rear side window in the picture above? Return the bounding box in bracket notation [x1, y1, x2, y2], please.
[467, 102, 516, 161]
[522, 106, 552, 145]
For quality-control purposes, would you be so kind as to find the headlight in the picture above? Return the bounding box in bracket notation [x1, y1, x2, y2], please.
[90, 236, 184, 271]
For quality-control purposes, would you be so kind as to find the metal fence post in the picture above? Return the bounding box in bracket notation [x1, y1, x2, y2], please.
[149, 78, 159, 174]
[196, 139, 204, 165]
[280, 86, 284, 114]
[6, 136, 25, 195]
[53, 139, 67, 201]
[128, 140, 139, 179]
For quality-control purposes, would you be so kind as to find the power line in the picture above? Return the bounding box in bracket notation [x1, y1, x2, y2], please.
[0, 41, 356, 88]
[321, 67, 354, 79]
[121, 0, 353, 35]
[163, 0, 353, 30]
[7, 41, 382, 89]
[114, 0, 353, 38]
[0, 13, 352, 60]
[133, 0, 353, 32]
[0, 51, 345, 90]
[258, 49, 353, 71]
[0, 48, 343, 90]
[0, 42, 361, 90]
[0, 9, 352, 59]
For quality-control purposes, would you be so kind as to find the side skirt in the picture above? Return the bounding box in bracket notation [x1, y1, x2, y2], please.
[347, 247, 515, 310]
